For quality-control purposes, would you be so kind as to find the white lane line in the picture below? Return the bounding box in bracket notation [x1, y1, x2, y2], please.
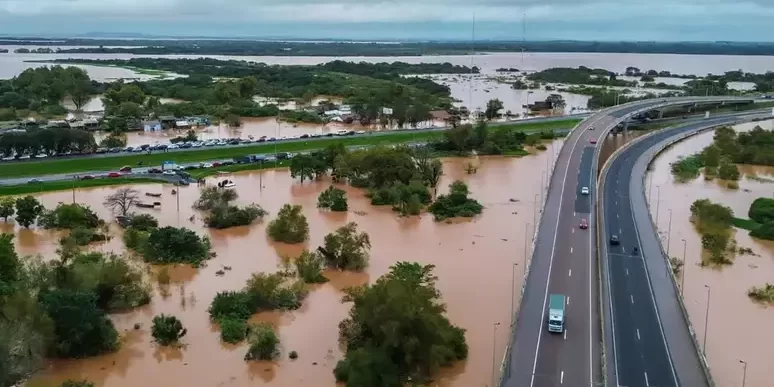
[561, 371, 565, 384]
[644, 372, 650, 387]
[568, 269, 572, 277]
[567, 296, 570, 305]
[630, 295, 635, 304]
[617, 214, 619, 219]
[570, 247, 574, 254]
[572, 228, 575, 234]
[564, 329, 567, 340]
[626, 269, 629, 276]
[636, 329, 641, 340]
[619, 228, 623, 234]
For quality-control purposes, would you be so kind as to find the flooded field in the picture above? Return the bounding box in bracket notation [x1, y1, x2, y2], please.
[3, 143, 562, 387]
[646, 120, 774, 387]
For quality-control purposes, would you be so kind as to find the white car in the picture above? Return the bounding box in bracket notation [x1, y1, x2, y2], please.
[199, 162, 213, 168]
[163, 170, 177, 176]
[168, 144, 179, 150]
[581, 186, 590, 195]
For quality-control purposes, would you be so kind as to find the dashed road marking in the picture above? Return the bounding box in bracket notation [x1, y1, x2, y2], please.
[631, 295, 635, 304]
[570, 247, 574, 254]
[568, 269, 572, 277]
[636, 329, 641, 340]
[561, 371, 565, 384]
[566, 297, 570, 306]
[626, 269, 629, 276]
[564, 329, 567, 340]
[644, 372, 650, 386]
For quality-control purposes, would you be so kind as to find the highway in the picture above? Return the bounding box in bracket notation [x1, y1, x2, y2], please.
[500, 96, 757, 387]
[599, 113, 767, 387]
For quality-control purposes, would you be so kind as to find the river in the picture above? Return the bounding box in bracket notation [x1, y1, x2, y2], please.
[4, 141, 564, 387]
[646, 120, 774, 387]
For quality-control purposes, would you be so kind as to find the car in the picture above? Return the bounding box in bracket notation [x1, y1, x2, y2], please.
[163, 170, 177, 176]
[588, 126, 594, 131]
[108, 172, 121, 178]
[581, 186, 589, 195]
[579, 218, 588, 229]
[148, 168, 163, 174]
[119, 166, 132, 173]
[199, 162, 213, 168]
[609, 235, 620, 245]
[80, 175, 95, 180]
[27, 178, 42, 184]
[589, 138, 597, 144]
[300, 134, 310, 139]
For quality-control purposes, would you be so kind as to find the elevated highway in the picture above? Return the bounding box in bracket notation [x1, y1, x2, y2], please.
[499, 96, 757, 387]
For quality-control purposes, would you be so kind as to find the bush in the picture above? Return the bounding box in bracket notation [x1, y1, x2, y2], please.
[127, 213, 159, 231]
[428, 180, 484, 221]
[41, 289, 119, 358]
[143, 226, 212, 265]
[151, 314, 187, 346]
[750, 221, 774, 240]
[193, 187, 238, 211]
[289, 350, 298, 359]
[317, 186, 348, 211]
[294, 250, 328, 284]
[62, 227, 108, 246]
[208, 291, 253, 321]
[123, 227, 150, 251]
[244, 323, 279, 361]
[61, 381, 95, 387]
[219, 317, 249, 344]
[38, 203, 103, 230]
[718, 159, 740, 180]
[317, 222, 371, 271]
[266, 204, 309, 244]
[749, 197, 774, 224]
[204, 204, 267, 229]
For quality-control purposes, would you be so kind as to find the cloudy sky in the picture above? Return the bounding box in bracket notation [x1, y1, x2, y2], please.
[0, 0, 772, 41]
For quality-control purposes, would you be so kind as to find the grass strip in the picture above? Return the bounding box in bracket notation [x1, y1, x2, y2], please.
[732, 217, 761, 231]
[0, 177, 166, 196]
[0, 119, 579, 179]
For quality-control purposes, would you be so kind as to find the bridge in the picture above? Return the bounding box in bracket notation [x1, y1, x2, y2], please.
[499, 96, 759, 387]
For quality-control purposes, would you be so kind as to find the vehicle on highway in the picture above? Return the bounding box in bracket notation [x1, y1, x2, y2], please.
[632, 246, 639, 255]
[579, 218, 588, 229]
[609, 234, 620, 245]
[27, 178, 42, 184]
[119, 166, 132, 173]
[589, 138, 597, 144]
[163, 170, 177, 176]
[148, 168, 162, 174]
[108, 172, 121, 178]
[581, 186, 589, 195]
[80, 175, 95, 180]
[199, 162, 213, 168]
[588, 126, 594, 130]
[547, 294, 566, 333]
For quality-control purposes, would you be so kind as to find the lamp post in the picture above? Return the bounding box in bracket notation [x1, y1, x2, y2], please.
[656, 186, 661, 225]
[524, 223, 531, 271]
[492, 322, 501, 387]
[681, 239, 687, 295]
[666, 209, 673, 254]
[739, 359, 748, 387]
[703, 285, 711, 355]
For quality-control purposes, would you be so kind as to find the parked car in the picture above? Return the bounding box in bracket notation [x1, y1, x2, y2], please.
[108, 172, 121, 178]
[163, 170, 177, 176]
[148, 168, 163, 174]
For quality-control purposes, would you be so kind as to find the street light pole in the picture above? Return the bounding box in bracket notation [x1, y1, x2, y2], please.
[739, 359, 748, 387]
[492, 322, 501, 387]
[666, 209, 673, 254]
[681, 239, 687, 295]
[703, 285, 711, 355]
[524, 222, 530, 272]
[656, 186, 661, 225]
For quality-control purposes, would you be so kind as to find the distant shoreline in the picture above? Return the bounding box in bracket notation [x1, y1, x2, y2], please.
[3, 38, 774, 56]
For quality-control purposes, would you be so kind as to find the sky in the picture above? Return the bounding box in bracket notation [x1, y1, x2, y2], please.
[0, 0, 773, 41]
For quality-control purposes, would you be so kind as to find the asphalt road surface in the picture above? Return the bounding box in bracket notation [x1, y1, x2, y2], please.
[500, 96, 757, 387]
[599, 114, 766, 387]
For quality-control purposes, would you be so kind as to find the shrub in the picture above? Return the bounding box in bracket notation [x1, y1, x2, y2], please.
[266, 204, 309, 244]
[317, 186, 348, 211]
[193, 187, 238, 211]
[60, 381, 95, 387]
[127, 213, 159, 231]
[38, 203, 103, 230]
[428, 180, 484, 221]
[208, 291, 253, 321]
[244, 323, 279, 361]
[294, 250, 328, 284]
[750, 221, 774, 241]
[68, 251, 151, 311]
[41, 289, 119, 358]
[220, 317, 249, 343]
[749, 197, 774, 224]
[63, 227, 108, 246]
[317, 222, 371, 271]
[143, 226, 212, 265]
[204, 204, 267, 229]
[123, 228, 150, 251]
[151, 314, 187, 346]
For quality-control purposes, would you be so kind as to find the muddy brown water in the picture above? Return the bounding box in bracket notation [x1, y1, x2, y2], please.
[8, 141, 562, 387]
[646, 120, 774, 387]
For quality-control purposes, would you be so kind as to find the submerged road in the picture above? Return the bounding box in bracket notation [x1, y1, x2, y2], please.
[599, 113, 767, 387]
[500, 96, 757, 387]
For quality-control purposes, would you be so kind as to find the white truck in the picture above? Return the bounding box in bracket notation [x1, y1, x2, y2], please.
[547, 294, 566, 333]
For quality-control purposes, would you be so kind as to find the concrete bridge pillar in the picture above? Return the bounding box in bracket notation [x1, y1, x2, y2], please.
[658, 110, 664, 119]
[623, 119, 629, 137]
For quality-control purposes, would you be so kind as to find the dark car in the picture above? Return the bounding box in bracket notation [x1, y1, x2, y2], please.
[108, 172, 121, 178]
[119, 166, 132, 173]
[609, 234, 620, 245]
[148, 168, 163, 174]
[579, 218, 588, 229]
[80, 175, 95, 180]
[589, 138, 598, 144]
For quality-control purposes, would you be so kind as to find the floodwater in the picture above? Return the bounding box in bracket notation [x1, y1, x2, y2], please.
[6, 141, 563, 387]
[646, 120, 774, 387]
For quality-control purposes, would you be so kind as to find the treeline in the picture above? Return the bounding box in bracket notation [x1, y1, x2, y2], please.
[527, 66, 637, 87]
[11, 38, 774, 56]
[0, 126, 96, 157]
[0, 66, 99, 120]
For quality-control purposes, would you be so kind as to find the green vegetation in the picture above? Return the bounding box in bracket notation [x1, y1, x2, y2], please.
[38, 202, 103, 230]
[690, 199, 736, 265]
[151, 314, 187, 346]
[733, 198, 774, 241]
[0, 119, 577, 180]
[317, 222, 371, 271]
[127, 226, 213, 266]
[208, 272, 306, 344]
[671, 154, 705, 181]
[528, 66, 636, 87]
[292, 250, 328, 284]
[748, 283, 774, 304]
[0, 66, 94, 118]
[317, 185, 348, 211]
[13, 195, 44, 227]
[428, 180, 484, 221]
[60, 380, 95, 387]
[266, 204, 309, 244]
[244, 323, 280, 361]
[193, 186, 267, 229]
[334, 262, 467, 386]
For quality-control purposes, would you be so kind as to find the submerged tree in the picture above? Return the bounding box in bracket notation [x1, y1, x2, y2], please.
[104, 188, 141, 217]
[151, 314, 187, 346]
[317, 186, 348, 212]
[317, 222, 371, 271]
[267, 204, 309, 244]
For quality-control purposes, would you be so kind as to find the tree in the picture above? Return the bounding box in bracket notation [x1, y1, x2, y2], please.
[127, 213, 159, 231]
[317, 186, 348, 211]
[60, 380, 95, 387]
[749, 197, 774, 224]
[717, 158, 740, 180]
[104, 188, 141, 217]
[151, 314, 187, 346]
[0, 233, 21, 297]
[143, 226, 212, 265]
[14, 196, 43, 228]
[38, 203, 103, 230]
[0, 197, 14, 221]
[289, 154, 319, 183]
[193, 186, 237, 211]
[41, 289, 119, 358]
[294, 250, 328, 284]
[428, 180, 484, 221]
[334, 262, 467, 385]
[244, 323, 279, 361]
[204, 204, 267, 229]
[317, 222, 371, 271]
[267, 204, 309, 244]
[484, 98, 504, 121]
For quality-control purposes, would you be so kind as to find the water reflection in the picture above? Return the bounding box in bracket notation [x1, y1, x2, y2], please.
[21, 141, 562, 387]
[647, 120, 774, 387]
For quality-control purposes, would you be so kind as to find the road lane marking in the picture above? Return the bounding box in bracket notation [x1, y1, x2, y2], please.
[644, 372, 650, 386]
[630, 295, 634, 304]
[564, 329, 567, 340]
[568, 269, 572, 277]
[572, 228, 575, 234]
[617, 214, 619, 219]
[626, 269, 629, 276]
[570, 247, 574, 253]
[636, 329, 641, 340]
[567, 297, 570, 305]
[619, 228, 622, 234]
[560, 371, 565, 384]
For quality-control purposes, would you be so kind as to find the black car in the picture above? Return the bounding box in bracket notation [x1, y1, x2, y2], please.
[609, 235, 620, 245]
